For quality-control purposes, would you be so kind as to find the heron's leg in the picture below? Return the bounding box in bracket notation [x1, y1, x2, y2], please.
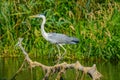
[59, 44, 66, 57]
[56, 45, 61, 56]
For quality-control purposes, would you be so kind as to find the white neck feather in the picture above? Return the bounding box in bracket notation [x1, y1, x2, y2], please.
[40, 15, 48, 40]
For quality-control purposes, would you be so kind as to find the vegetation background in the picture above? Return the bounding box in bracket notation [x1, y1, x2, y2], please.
[0, 0, 120, 62]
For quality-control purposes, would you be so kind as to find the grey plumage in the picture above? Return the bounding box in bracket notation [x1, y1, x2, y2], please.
[47, 33, 79, 44]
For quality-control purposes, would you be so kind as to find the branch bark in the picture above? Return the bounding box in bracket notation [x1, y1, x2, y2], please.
[13, 38, 102, 80]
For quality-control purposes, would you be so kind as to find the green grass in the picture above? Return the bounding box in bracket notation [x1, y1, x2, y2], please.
[0, 0, 120, 61]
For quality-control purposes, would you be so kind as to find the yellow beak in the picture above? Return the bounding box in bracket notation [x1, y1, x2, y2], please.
[29, 15, 38, 18]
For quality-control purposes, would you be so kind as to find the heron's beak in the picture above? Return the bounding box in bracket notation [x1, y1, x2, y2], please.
[29, 15, 38, 18]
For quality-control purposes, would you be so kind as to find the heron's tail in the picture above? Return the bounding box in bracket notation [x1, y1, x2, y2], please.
[70, 37, 79, 44]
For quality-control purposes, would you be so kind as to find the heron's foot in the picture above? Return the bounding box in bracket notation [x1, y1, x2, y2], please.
[56, 54, 61, 59]
[55, 55, 63, 64]
[57, 55, 61, 60]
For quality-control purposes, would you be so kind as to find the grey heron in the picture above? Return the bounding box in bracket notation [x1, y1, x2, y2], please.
[30, 14, 79, 58]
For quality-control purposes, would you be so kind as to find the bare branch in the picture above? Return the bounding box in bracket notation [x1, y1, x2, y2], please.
[13, 38, 102, 80]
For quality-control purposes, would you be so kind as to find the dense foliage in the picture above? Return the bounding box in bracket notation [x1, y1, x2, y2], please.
[0, 0, 120, 61]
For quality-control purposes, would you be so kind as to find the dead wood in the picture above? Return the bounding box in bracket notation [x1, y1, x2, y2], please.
[12, 38, 102, 80]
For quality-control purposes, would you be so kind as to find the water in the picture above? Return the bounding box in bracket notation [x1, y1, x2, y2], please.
[0, 57, 120, 80]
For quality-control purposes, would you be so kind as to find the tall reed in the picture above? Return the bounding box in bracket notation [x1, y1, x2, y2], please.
[0, 0, 120, 61]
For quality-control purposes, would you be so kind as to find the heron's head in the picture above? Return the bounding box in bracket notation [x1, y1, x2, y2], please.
[29, 14, 45, 18]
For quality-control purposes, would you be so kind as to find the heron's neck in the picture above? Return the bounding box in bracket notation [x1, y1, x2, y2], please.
[41, 17, 48, 39]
